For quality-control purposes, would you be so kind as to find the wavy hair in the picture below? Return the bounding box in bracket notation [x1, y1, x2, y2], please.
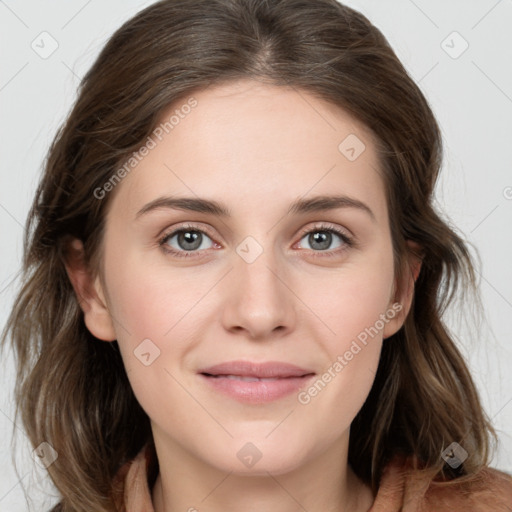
[1, 0, 498, 510]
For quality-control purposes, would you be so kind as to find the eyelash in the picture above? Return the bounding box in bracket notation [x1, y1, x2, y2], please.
[157, 223, 355, 259]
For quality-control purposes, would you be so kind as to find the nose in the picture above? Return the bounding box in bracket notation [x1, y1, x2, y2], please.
[221, 240, 297, 340]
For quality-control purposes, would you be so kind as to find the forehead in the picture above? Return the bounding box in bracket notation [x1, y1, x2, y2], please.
[109, 78, 387, 222]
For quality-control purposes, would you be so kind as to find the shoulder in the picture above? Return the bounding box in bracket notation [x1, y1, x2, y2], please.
[372, 455, 512, 512]
[423, 465, 512, 511]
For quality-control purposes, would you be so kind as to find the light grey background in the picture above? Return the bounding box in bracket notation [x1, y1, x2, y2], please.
[1, 0, 511, 510]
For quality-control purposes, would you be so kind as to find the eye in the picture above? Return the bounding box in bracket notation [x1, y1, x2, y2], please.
[295, 223, 354, 258]
[158, 224, 218, 258]
[158, 222, 355, 259]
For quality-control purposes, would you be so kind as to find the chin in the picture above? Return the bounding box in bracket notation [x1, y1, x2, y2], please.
[197, 434, 309, 476]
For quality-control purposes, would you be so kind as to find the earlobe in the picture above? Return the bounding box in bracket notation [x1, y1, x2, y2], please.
[382, 240, 423, 339]
[63, 238, 117, 342]
[382, 301, 406, 340]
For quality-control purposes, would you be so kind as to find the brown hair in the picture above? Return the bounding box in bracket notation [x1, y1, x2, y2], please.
[1, 0, 499, 510]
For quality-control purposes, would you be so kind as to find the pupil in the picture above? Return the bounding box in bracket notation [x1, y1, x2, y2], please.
[310, 231, 331, 250]
[179, 231, 201, 250]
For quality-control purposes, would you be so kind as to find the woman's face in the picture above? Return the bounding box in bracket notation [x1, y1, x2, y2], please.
[88, 79, 408, 475]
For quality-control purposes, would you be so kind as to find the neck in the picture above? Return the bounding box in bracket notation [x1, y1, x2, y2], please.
[150, 430, 375, 512]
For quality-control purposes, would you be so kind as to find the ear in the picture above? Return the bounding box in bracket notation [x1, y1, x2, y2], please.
[383, 240, 423, 339]
[63, 238, 116, 342]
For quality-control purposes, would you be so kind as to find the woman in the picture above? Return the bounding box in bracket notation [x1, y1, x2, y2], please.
[2, 0, 511, 510]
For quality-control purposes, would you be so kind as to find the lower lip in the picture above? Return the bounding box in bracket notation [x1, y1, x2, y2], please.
[199, 374, 315, 404]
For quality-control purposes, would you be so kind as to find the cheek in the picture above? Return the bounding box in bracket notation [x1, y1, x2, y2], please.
[295, 252, 394, 422]
[104, 246, 208, 340]
[100, 246, 194, 384]
[103, 260, 195, 420]
[310, 258, 395, 356]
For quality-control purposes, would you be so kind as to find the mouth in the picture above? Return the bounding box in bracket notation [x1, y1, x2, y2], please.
[199, 373, 315, 404]
[201, 374, 312, 382]
[198, 360, 314, 379]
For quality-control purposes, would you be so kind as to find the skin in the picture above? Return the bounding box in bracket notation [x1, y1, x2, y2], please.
[65, 78, 420, 512]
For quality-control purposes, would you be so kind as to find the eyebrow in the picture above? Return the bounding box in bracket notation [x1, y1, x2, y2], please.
[135, 194, 376, 222]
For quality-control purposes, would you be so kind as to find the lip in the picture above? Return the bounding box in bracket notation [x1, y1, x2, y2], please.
[198, 360, 314, 378]
[198, 360, 316, 404]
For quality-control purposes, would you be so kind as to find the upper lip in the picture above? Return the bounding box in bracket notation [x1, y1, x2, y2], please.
[199, 360, 315, 379]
